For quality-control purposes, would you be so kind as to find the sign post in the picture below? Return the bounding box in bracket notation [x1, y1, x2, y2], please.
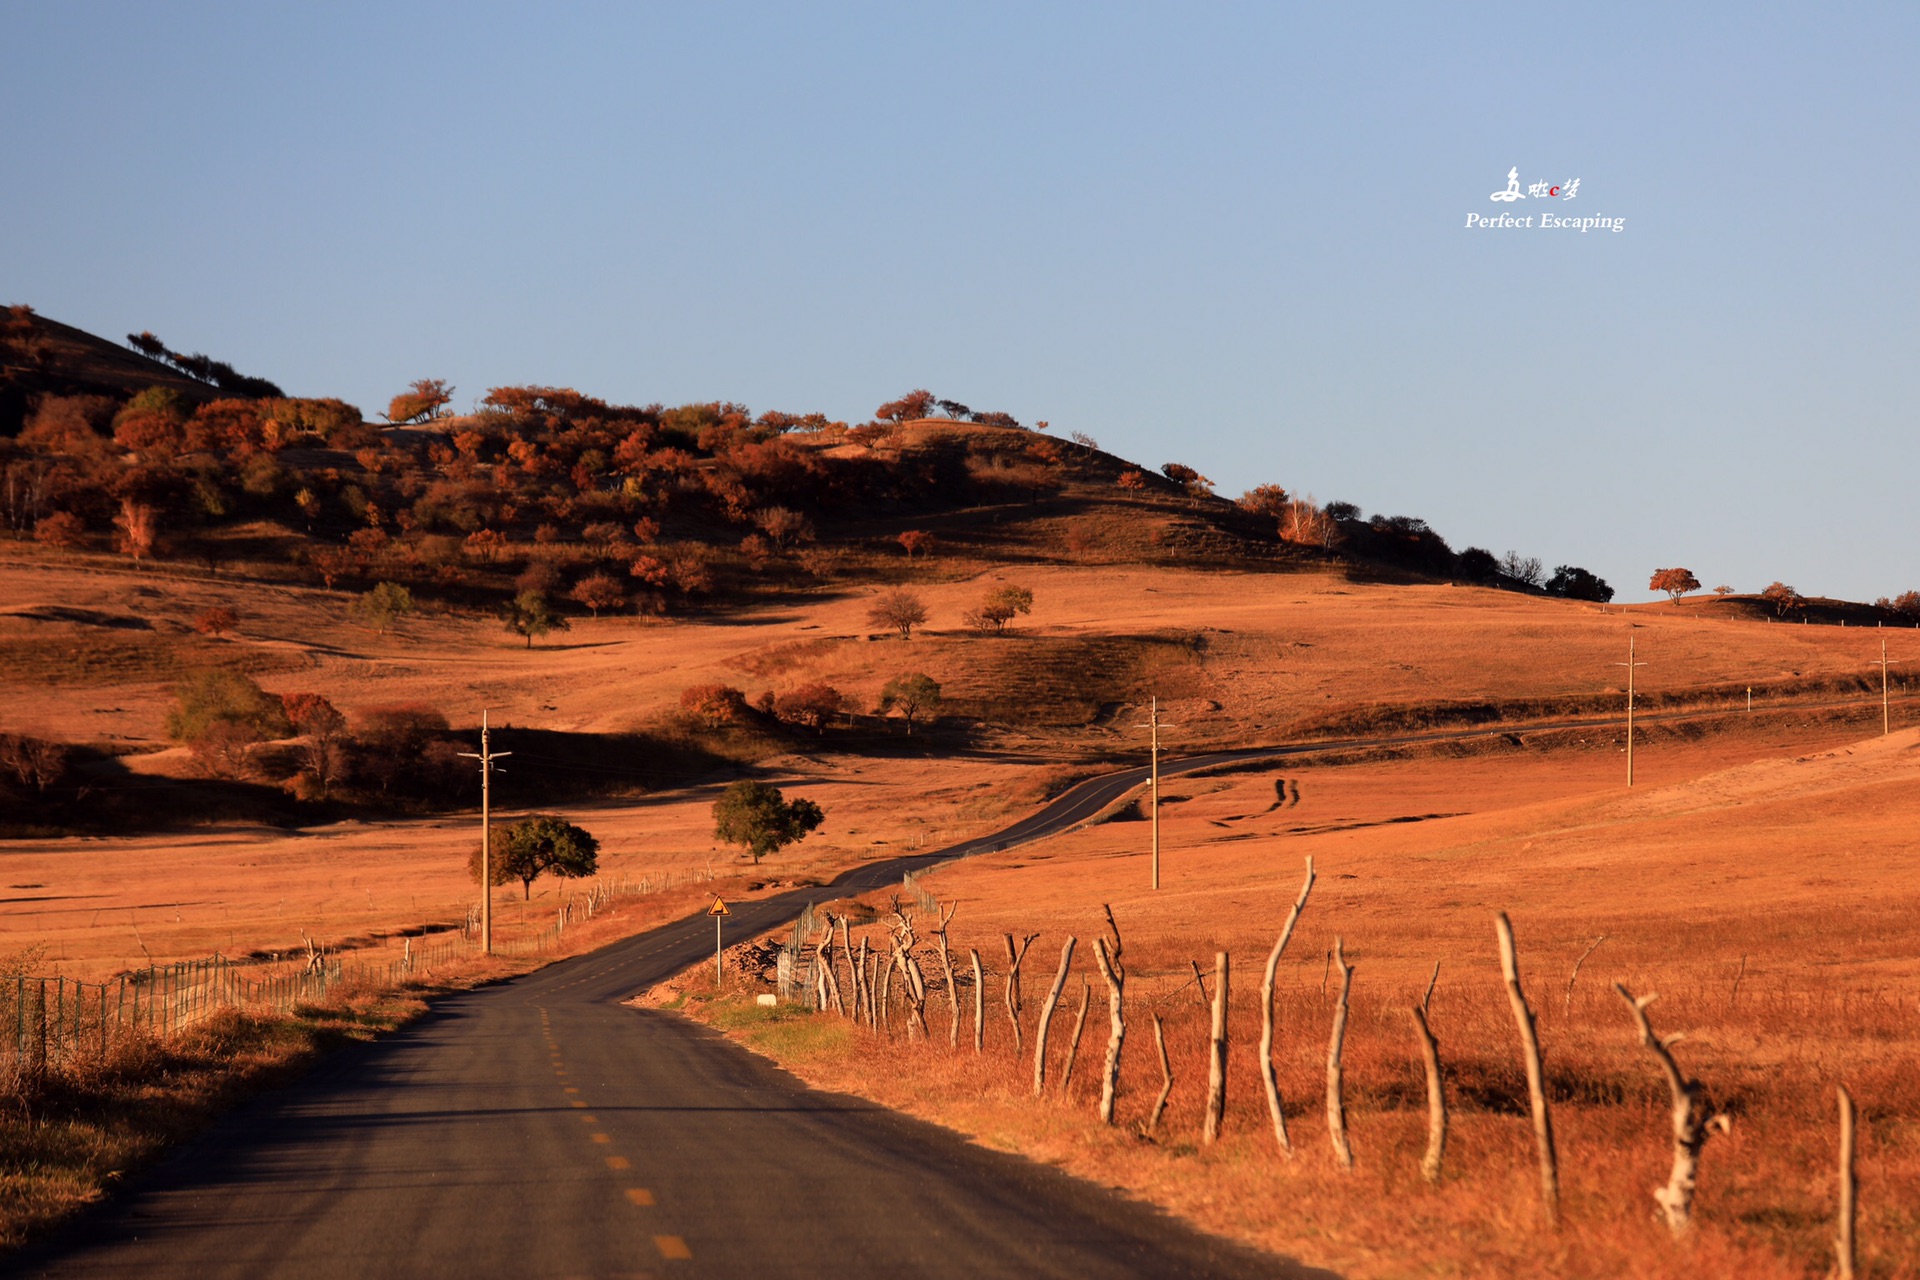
[707, 896, 730, 988]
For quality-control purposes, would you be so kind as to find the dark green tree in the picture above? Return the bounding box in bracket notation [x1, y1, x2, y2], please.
[480, 814, 600, 899]
[1544, 565, 1615, 603]
[712, 780, 824, 863]
[879, 673, 942, 735]
[503, 590, 570, 648]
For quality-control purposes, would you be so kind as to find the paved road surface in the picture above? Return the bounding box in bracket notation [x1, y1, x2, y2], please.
[19, 745, 1365, 1280]
[17, 699, 1877, 1278]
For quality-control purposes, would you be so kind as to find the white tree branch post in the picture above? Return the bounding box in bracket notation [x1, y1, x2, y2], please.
[1564, 935, 1606, 1020]
[858, 938, 875, 1029]
[1410, 1003, 1446, 1184]
[1613, 983, 1731, 1237]
[1003, 932, 1037, 1054]
[1836, 1085, 1857, 1280]
[1325, 937, 1355, 1170]
[970, 949, 985, 1053]
[816, 922, 843, 1016]
[1203, 950, 1230, 1143]
[1148, 1013, 1174, 1134]
[1060, 979, 1092, 1097]
[1261, 856, 1316, 1156]
[934, 903, 959, 1048]
[1092, 934, 1127, 1126]
[1032, 936, 1077, 1096]
[838, 916, 859, 1023]
[1496, 912, 1559, 1227]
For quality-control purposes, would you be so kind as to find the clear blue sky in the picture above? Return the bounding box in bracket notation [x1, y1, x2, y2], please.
[5, 3, 1915, 602]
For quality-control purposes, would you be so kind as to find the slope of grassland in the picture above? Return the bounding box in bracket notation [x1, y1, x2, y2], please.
[2, 543, 1910, 983]
[673, 730, 1920, 1280]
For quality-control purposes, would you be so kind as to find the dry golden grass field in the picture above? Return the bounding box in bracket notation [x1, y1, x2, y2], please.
[3, 546, 1916, 1276]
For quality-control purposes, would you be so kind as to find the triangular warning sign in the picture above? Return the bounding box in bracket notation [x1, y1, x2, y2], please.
[706, 896, 730, 917]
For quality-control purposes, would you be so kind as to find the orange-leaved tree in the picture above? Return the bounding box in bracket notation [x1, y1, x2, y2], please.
[1648, 568, 1701, 603]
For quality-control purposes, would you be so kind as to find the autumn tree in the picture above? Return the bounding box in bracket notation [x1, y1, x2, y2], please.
[1279, 497, 1341, 555]
[32, 512, 87, 550]
[568, 573, 626, 617]
[386, 379, 454, 424]
[1160, 462, 1214, 495]
[468, 814, 599, 899]
[1648, 567, 1701, 603]
[879, 673, 941, 735]
[1069, 431, 1099, 455]
[1761, 581, 1801, 617]
[193, 606, 239, 636]
[711, 780, 824, 864]
[754, 506, 814, 547]
[1237, 484, 1290, 517]
[874, 389, 936, 422]
[1116, 469, 1149, 491]
[281, 691, 349, 788]
[354, 703, 457, 796]
[964, 584, 1034, 634]
[897, 529, 937, 560]
[867, 589, 929, 640]
[773, 682, 842, 731]
[502, 590, 569, 648]
[114, 498, 160, 561]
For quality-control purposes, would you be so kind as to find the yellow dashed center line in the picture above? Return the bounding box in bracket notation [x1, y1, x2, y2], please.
[563, 1087, 579, 1094]
[625, 1187, 655, 1206]
[581, 1115, 598, 1124]
[605, 1155, 631, 1171]
[591, 1133, 611, 1144]
[570, 1100, 588, 1109]
[654, 1235, 692, 1260]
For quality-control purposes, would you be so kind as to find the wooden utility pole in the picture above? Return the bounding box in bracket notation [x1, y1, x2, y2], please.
[1616, 635, 1647, 787]
[457, 711, 510, 954]
[1871, 639, 1897, 736]
[1136, 697, 1175, 889]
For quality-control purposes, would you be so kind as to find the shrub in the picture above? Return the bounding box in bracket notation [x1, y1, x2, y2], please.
[32, 512, 87, 549]
[680, 683, 749, 727]
[352, 581, 415, 632]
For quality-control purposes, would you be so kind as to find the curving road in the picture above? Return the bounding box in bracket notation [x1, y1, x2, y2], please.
[15, 699, 1879, 1278]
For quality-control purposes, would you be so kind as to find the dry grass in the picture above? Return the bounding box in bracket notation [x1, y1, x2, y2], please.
[672, 733, 1920, 1279]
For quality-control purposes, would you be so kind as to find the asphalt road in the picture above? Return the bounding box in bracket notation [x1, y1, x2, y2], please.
[15, 698, 1884, 1278]
[18, 744, 1361, 1280]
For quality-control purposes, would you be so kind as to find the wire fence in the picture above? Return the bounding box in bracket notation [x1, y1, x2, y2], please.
[2, 866, 719, 1075]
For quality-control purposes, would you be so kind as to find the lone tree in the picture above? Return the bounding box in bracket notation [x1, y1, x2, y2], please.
[964, 584, 1033, 634]
[353, 581, 415, 633]
[1761, 581, 1801, 617]
[879, 673, 942, 735]
[712, 780, 824, 863]
[867, 589, 929, 639]
[503, 590, 570, 648]
[1649, 568, 1702, 603]
[470, 814, 599, 899]
[568, 573, 626, 618]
